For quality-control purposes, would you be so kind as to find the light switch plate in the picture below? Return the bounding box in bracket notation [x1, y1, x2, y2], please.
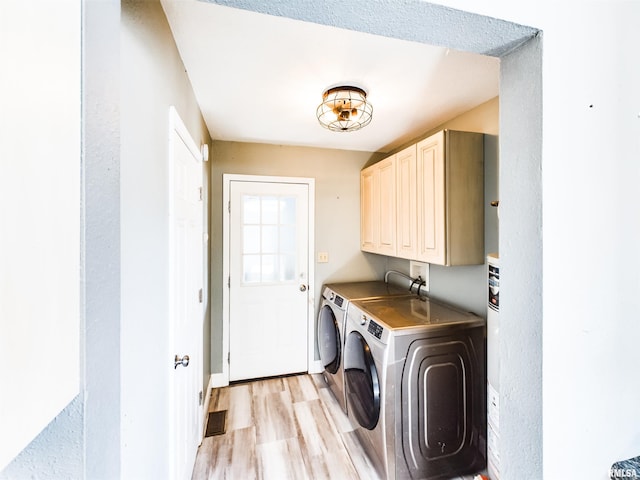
[317, 252, 329, 263]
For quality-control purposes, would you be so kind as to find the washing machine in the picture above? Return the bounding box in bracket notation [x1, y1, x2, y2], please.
[317, 281, 412, 413]
[344, 295, 486, 479]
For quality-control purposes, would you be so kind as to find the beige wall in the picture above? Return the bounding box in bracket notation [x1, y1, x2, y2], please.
[424, 95, 499, 137]
[210, 142, 385, 371]
[379, 95, 499, 161]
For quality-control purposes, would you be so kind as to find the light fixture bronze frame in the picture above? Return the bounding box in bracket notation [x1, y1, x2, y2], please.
[316, 85, 373, 132]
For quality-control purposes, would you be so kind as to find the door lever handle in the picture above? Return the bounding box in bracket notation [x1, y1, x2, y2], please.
[174, 354, 190, 369]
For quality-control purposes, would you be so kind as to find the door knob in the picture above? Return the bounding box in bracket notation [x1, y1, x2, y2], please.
[174, 354, 190, 369]
[299, 284, 307, 292]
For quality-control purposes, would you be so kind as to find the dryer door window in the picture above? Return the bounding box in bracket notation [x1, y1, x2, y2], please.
[318, 304, 341, 374]
[344, 331, 380, 430]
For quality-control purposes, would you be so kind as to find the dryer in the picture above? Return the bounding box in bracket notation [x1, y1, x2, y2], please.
[344, 295, 486, 480]
[317, 281, 411, 413]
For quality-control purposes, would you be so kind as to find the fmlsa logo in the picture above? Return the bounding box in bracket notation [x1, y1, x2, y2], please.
[610, 467, 639, 478]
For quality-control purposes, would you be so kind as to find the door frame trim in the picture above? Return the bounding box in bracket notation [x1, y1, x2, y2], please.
[222, 174, 316, 386]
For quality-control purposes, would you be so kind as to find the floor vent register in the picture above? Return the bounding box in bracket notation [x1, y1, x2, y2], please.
[205, 410, 227, 437]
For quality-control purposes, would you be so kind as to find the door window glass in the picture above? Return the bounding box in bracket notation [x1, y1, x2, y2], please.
[243, 195, 260, 224]
[243, 226, 260, 253]
[241, 194, 297, 284]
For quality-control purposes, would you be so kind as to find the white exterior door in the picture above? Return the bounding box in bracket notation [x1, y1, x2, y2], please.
[228, 180, 310, 381]
[169, 107, 204, 480]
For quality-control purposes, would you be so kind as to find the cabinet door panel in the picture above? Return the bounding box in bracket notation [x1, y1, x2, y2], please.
[417, 132, 445, 264]
[396, 145, 417, 259]
[377, 157, 396, 255]
[360, 166, 376, 252]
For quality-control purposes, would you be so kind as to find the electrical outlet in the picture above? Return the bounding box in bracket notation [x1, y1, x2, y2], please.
[317, 252, 329, 263]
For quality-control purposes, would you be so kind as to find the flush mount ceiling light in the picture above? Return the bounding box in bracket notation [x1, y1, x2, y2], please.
[316, 85, 373, 132]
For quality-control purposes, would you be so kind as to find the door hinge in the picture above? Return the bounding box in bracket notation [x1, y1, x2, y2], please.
[227, 351, 230, 364]
[198, 288, 203, 303]
[199, 187, 203, 201]
[228, 201, 231, 213]
[228, 276, 230, 288]
[199, 390, 203, 406]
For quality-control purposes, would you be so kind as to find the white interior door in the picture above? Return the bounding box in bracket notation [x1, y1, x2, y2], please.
[169, 107, 204, 480]
[229, 180, 309, 381]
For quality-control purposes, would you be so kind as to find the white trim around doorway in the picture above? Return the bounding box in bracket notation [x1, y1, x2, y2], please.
[221, 174, 317, 387]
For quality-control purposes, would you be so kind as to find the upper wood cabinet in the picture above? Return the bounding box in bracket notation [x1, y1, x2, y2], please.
[395, 144, 418, 259]
[360, 164, 376, 251]
[416, 130, 484, 265]
[361, 130, 484, 266]
[360, 155, 397, 256]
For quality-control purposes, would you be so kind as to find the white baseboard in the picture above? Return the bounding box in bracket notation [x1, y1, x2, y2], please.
[308, 359, 323, 374]
[208, 363, 322, 392]
[203, 374, 213, 412]
[210, 372, 228, 388]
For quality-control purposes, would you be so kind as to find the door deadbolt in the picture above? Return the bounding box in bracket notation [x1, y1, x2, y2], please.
[174, 354, 190, 369]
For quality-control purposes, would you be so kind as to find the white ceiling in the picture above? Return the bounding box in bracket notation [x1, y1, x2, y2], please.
[161, 1, 500, 153]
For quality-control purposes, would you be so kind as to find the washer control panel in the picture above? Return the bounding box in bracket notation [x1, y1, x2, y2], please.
[368, 319, 384, 340]
[324, 287, 346, 310]
[347, 304, 390, 346]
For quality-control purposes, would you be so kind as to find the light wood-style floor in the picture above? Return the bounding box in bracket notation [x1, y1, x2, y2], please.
[191, 373, 481, 480]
